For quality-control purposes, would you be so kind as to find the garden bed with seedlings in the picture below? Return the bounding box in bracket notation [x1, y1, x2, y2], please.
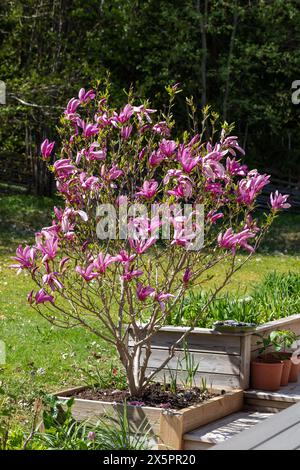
[55, 385, 243, 450]
[68, 382, 215, 409]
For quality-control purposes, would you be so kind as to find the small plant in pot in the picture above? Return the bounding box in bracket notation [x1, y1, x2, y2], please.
[251, 330, 298, 391]
[266, 330, 299, 384]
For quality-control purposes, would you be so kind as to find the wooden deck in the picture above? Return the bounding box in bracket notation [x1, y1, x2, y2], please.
[183, 411, 273, 450]
[212, 400, 300, 450]
[245, 381, 300, 412]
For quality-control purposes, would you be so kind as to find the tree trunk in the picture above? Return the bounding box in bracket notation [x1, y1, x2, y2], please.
[197, 0, 208, 109]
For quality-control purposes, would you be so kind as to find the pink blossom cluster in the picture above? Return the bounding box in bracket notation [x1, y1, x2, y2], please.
[12, 85, 290, 312]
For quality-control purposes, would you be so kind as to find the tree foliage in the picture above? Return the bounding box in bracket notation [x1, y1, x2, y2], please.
[1, 0, 300, 194]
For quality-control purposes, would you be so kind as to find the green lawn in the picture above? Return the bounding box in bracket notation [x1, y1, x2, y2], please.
[0, 192, 299, 425]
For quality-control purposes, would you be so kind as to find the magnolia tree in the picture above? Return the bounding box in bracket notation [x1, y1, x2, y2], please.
[13, 83, 290, 396]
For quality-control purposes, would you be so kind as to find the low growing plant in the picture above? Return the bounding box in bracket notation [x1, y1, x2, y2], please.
[171, 272, 300, 328]
[256, 329, 297, 356]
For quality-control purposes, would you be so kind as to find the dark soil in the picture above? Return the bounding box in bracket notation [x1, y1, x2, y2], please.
[72, 383, 223, 410]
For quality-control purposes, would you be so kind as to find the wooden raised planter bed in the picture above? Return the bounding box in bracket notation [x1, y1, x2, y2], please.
[56, 386, 243, 450]
[142, 314, 300, 390]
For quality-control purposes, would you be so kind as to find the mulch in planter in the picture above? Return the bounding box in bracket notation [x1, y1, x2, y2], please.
[71, 383, 222, 409]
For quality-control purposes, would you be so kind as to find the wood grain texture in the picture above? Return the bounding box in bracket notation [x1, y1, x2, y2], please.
[145, 348, 241, 375]
[159, 390, 244, 450]
[183, 411, 273, 449]
[212, 400, 300, 450]
[144, 330, 241, 355]
[146, 368, 241, 388]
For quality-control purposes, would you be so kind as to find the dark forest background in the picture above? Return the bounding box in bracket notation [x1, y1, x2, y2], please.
[0, 0, 300, 195]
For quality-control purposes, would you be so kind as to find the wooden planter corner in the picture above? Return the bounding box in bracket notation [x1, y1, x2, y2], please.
[54, 386, 243, 450]
[136, 314, 300, 391]
[158, 389, 243, 450]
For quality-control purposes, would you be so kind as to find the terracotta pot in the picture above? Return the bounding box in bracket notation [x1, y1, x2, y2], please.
[251, 359, 283, 391]
[280, 359, 292, 386]
[271, 352, 300, 383]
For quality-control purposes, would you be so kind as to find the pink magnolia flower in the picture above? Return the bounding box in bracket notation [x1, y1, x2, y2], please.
[64, 98, 80, 120]
[183, 267, 192, 284]
[206, 210, 224, 224]
[116, 104, 133, 123]
[155, 292, 174, 311]
[159, 139, 177, 157]
[178, 146, 200, 173]
[11, 245, 36, 273]
[152, 121, 170, 136]
[102, 164, 123, 181]
[35, 288, 54, 304]
[121, 264, 143, 281]
[218, 228, 256, 253]
[168, 179, 193, 199]
[27, 290, 34, 305]
[202, 158, 225, 180]
[270, 191, 291, 211]
[163, 169, 185, 184]
[42, 271, 64, 291]
[77, 119, 99, 138]
[87, 142, 106, 161]
[120, 125, 133, 140]
[238, 170, 270, 205]
[96, 112, 113, 128]
[135, 180, 158, 199]
[114, 250, 135, 264]
[78, 88, 95, 103]
[226, 157, 247, 177]
[93, 253, 116, 274]
[129, 237, 157, 254]
[136, 283, 155, 301]
[171, 228, 196, 247]
[53, 159, 76, 179]
[41, 139, 55, 160]
[37, 236, 59, 262]
[79, 172, 99, 191]
[221, 135, 245, 156]
[149, 150, 165, 167]
[138, 147, 147, 160]
[59, 257, 70, 272]
[76, 263, 98, 282]
[133, 105, 157, 123]
[205, 182, 224, 196]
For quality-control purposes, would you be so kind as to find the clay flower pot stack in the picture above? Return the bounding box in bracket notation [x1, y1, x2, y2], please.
[251, 330, 300, 391]
[251, 353, 300, 391]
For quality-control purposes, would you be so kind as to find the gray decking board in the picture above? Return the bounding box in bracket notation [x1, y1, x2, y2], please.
[245, 381, 300, 403]
[184, 411, 273, 446]
[212, 401, 300, 450]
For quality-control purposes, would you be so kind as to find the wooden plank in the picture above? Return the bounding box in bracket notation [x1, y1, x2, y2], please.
[56, 396, 162, 435]
[183, 411, 273, 448]
[211, 401, 300, 450]
[146, 348, 241, 375]
[159, 390, 243, 450]
[255, 421, 300, 450]
[145, 330, 241, 355]
[245, 398, 291, 411]
[244, 386, 300, 403]
[253, 314, 300, 334]
[182, 390, 244, 435]
[149, 325, 248, 337]
[146, 368, 242, 389]
[184, 441, 212, 450]
[240, 335, 252, 389]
